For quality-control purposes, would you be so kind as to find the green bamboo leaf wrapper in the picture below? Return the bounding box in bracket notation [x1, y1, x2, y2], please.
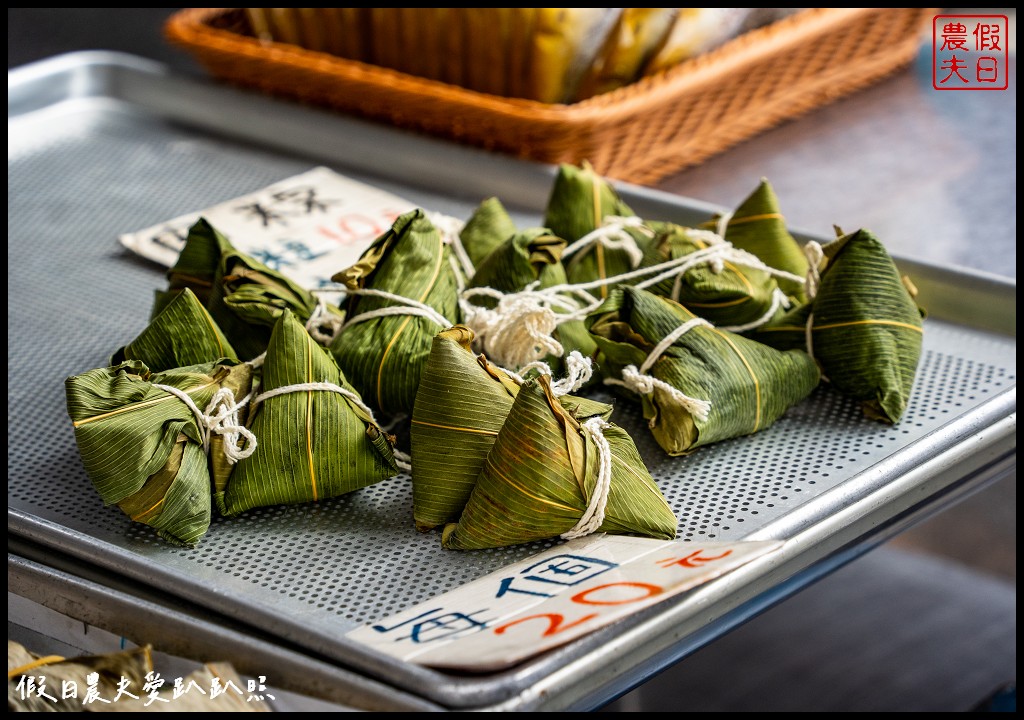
[65, 359, 254, 545]
[441, 375, 676, 550]
[460, 196, 518, 268]
[642, 222, 784, 328]
[589, 287, 820, 456]
[153, 219, 221, 315]
[469, 228, 598, 364]
[711, 180, 808, 303]
[112, 288, 237, 371]
[470, 228, 566, 296]
[412, 326, 612, 531]
[543, 162, 653, 298]
[411, 326, 520, 531]
[218, 311, 398, 516]
[753, 229, 924, 423]
[330, 209, 463, 416]
[155, 218, 342, 360]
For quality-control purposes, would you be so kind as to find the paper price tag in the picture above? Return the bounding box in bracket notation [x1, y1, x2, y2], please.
[348, 536, 781, 671]
[118, 167, 416, 301]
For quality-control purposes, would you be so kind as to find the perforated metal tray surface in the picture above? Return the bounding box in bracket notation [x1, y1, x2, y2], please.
[8, 55, 1017, 710]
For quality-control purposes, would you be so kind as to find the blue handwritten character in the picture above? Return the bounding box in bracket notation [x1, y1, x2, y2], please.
[496, 554, 619, 599]
[372, 608, 492, 643]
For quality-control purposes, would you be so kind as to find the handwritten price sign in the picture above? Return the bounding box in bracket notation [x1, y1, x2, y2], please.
[348, 535, 781, 671]
[118, 167, 416, 302]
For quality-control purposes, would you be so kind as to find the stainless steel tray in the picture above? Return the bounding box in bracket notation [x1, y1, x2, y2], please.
[8, 53, 1017, 710]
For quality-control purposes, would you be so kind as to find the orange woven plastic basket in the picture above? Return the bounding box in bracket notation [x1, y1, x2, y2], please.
[166, 8, 934, 185]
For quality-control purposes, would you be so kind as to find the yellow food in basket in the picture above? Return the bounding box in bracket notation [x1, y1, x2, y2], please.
[576, 8, 679, 101]
[242, 8, 759, 102]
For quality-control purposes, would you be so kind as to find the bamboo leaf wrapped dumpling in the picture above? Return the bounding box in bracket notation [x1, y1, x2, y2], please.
[112, 288, 237, 371]
[330, 209, 463, 416]
[413, 326, 613, 532]
[218, 310, 398, 516]
[640, 222, 786, 331]
[442, 375, 676, 550]
[588, 287, 820, 456]
[753, 229, 924, 423]
[710, 179, 809, 304]
[543, 162, 654, 297]
[156, 218, 343, 360]
[65, 359, 254, 545]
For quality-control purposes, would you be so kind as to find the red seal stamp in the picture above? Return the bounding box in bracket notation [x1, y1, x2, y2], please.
[933, 14, 1009, 90]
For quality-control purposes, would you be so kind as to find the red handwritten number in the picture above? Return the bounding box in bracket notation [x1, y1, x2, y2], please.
[316, 213, 388, 246]
[492, 582, 664, 637]
[571, 582, 663, 606]
[656, 549, 733, 569]
[494, 612, 599, 637]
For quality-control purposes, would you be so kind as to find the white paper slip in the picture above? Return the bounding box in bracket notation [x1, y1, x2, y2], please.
[118, 166, 417, 296]
[347, 536, 782, 671]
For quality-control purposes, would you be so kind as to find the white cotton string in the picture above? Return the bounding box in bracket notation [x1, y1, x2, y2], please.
[153, 384, 258, 463]
[550, 351, 594, 396]
[305, 296, 345, 345]
[457, 226, 808, 371]
[642, 318, 713, 375]
[203, 388, 258, 463]
[340, 288, 453, 332]
[804, 241, 824, 300]
[427, 211, 475, 286]
[561, 216, 650, 270]
[609, 367, 712, 422]
[461, 292, 566, 370]
[719, 287, 792, 333]
[254, 381, 376, 416]
[603, 317, 714, 422]
[561, 417, 613, 540]
[503, 352, 593, 395]
[715, 210, 734, 238]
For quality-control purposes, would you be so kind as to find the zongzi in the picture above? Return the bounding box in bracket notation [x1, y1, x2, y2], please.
[639, 222, 786, 331]
[411, 326, 521, 531]
[442, 374, 677, 550]
[459, 196, 518, 269]
[330, 209, 462, 416]
[465, 228, 598, 370]
[543, 162, 654, 297]
[589, 286, 820, 455]
[709, 179, 808, 304]
[218, 310, 398, 516]
[155, 218, 343, 360]
[753, 229, 924, 423]
[413, 326, 613, 532]
[65, 359, 254, 545]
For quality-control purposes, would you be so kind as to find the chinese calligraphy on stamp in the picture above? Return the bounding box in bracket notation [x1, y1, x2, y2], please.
[933, 15, 1009, 90]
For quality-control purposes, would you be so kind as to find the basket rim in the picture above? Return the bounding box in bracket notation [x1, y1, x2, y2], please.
[164, 7, 898, 125]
